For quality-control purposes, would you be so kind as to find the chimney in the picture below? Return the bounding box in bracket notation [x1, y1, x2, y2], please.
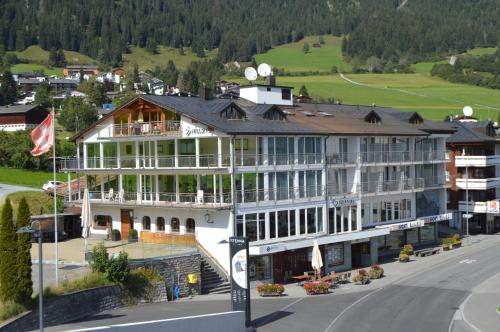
[265, 75, 276, 87]
[199, 84, 213, 100]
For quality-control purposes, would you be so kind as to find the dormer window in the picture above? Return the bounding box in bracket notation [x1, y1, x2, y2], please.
[220, 103, 246, 120]
[365, 110, 381, 124]
[409, 112, 424, 125]
[263, 106, 287, 121]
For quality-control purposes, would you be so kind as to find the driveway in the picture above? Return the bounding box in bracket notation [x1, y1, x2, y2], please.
[45, 234, 500, 332]
[0, 183, 42, 202]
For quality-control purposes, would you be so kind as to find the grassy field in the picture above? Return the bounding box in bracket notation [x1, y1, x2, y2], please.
[12, 45, 95, 65]
[255, 35, 350, 73]
[11, 63, 63, 76]
[6, 191, 56, 216]
[123, 45, 217, 71]
[0, 167, 73, 189]
[231, 73, 500, 121]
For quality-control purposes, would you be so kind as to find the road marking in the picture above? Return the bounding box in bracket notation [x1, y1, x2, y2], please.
[459, 259, 477, 264]
[458, 294, 482, 332]
[324, 288, 382, 332]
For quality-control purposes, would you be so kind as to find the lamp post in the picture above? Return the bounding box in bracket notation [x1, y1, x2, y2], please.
[17, 225, 43, 332]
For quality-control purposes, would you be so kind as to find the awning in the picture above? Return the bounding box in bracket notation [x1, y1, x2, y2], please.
[249, 227, 389, 256]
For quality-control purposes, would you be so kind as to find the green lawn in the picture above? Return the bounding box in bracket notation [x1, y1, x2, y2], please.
[467, 47, 497, 56]
[231, 72, 500, 121]
[11, 63, 63, 76]
[255, 35, 351, 73]
[5, 191, 56, 216]
[123, 45, 217, 71]
[11, 45, 95, 66]
[0, 167, 73, 189]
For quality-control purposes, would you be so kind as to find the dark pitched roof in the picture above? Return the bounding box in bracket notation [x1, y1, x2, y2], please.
[0, 104, 42, 114]
[447, 120, 497, 144]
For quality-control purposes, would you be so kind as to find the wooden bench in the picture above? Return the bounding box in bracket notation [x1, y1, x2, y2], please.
[415, 248, 440, 257]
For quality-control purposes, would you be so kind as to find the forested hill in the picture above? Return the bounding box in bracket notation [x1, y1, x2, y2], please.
[1, 0, 499, 67]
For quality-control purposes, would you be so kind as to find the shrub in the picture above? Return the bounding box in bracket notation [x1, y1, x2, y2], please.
[135, 267, 163, 283]
[89, 243, 109, 274]
[353, 270, 369, 283]
[60, 272, 110, 293]
[303, 282, 330, 294]
[256, 284, 285, 295]
[112, 229, 120, 236]
[104, 252, 130, 283]
[402, 244, 413, 254]
[399, 253, 409, 262]
[128, 229, 138, 238]
[0, 301, 26, 322]
[442, 238, 453, 246]
[368, 264, 384, 279]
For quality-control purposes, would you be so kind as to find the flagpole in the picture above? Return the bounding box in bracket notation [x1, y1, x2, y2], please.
[52, 107, 59, 287]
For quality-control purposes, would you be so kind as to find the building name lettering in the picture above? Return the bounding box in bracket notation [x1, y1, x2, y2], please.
[330, 198, 360, 208]
[185, 126, 209, 137]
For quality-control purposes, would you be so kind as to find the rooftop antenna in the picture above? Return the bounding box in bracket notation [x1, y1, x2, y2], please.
[463, 105, 473, 118]
[257, 63, 272, 77]
[244, 67, 257, 83]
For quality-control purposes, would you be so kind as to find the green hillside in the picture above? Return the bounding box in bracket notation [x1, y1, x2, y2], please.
[255, 35, 350, 73]
[10, 63, 63, 76]
[123, 45, 217, 71]
[11, 45, 95, 65]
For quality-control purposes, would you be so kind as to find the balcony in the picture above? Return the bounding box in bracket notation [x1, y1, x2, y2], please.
[326, 151, 446, 166]
[423, 176, 448, 188]
[59, 155, 230, 171]
[357, 178, 424, 195]
[65, 190, 232, 210]
[236, 185, 325, 204]
[455, 155, 500, 167]
[234, 153, 323, 167]
[97, 121, 181, 139]
[456, 177, 500, 190]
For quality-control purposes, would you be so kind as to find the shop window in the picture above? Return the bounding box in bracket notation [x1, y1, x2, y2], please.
[156, 217, 165, 232]
[186, 218, 195, 233]
[270, 212, 276, 238]
[278, 210, 288, 238]
[307, 208, 316, 234]
[245, 214, 257, 242]
[258, 213, 266, 240]
[236, 215, 244, 237]
[142, 216, 151, 231]
[171, 218, 180, 233]
[326, 244, 344, 267]
[317, 207, 323, 233]
[94, 215, 111, 228]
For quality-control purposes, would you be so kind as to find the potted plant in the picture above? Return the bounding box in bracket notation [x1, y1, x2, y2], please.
[128, 229, 138, 243]
[303, 282, 330, 295]
[368, 264, 384, 279]
[353, 269, 370, 284]
[111, 229, 121, 241]
[442, 237, 453, 251]
[256, 283, 285, 297]
[402, 244, 414, 255]
[399, 252, 410, 262]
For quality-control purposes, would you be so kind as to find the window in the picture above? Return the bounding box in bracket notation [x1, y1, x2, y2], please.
[278, 210, 288, 238]
[156, 217, 165, 232]
[245, 214, 257, 242]
[364, 110, 381, 124]
[300, 209, 306, 235]
[142, 216, 151, 231]
[171, 218, 180, 233]
[281, 88, 291, 100]
[263, 107, 286, 120]
[235, 138, 249, 150]
[269, 212, 276, 238]
[186, 218, 195, 233]
[326, 244, 344, 267]
[289, 211, 296, 236]
[94, 215, 111, 228]
[220, 103, 246, 119]
[236, 215, 244, 236]
[307, 208, 316, 234]
[258, 213, 266, 240]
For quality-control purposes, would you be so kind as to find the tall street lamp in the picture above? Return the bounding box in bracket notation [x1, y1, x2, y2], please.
[17, 225, 43, 332]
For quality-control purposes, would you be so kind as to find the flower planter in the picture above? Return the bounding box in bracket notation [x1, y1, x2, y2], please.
[354, 278, 370, 285]
[259, 292, 284, 297]
[303, 282, 330, 295]
[128, 236, 138, 243]
[111, 233, 121, 241]
[257, 284, 285, 297]
[305, 289, 329, 295]
[452, 242, 462, 249]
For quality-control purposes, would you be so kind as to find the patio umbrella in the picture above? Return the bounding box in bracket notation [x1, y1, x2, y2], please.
[81, 189, 92, 255]
[311, 240, 323, 278]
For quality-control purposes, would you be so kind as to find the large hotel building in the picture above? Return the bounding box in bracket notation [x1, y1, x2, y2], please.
[61, 84, 454, 284]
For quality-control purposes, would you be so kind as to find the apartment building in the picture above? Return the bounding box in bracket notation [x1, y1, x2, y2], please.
[61, 86, 454, 284]
[447, 119, 500, 234]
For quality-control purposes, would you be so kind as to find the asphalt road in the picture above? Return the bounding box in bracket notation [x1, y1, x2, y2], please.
[46, 235, 500, 332]
[0, 183, 42, 201]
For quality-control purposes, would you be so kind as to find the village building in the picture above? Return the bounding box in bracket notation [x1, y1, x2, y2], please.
[0, 104, 49, 131]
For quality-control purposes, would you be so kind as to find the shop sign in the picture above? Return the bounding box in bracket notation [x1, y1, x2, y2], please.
[182, 121, 215, 137]
[387, 220, 424, 231]
[417, 213, 453, 224]
[486, 200, 499, 214]
[229, 237, 251, 327]
[330, 197, 360, 208]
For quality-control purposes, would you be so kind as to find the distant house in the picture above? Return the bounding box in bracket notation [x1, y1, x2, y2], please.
[312, 43, 321, 48]
[17, 78, 43, 92]
[48, 78, 79, 92]
[53, 90, 88, 100]
[63, 65, 99, 78]
[0, 104, 49, 131]
[13, 72, 47, 82]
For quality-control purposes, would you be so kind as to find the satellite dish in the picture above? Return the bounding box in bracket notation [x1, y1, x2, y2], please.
[244, 67, 257, 81]
[463, 106, 473, 117]
[257, 63, 272, 77]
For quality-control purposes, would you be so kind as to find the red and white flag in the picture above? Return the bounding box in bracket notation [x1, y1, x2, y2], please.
[30, 111, 55, 156]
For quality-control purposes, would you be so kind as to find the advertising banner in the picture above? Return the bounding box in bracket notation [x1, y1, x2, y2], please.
[229, 236, 251, 327]
[487, 200, 499, 214]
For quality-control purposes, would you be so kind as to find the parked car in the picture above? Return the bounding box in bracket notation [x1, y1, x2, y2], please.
[42, 181, 64, 192]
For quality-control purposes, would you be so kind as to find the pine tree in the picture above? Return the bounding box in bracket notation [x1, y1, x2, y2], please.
[15, 197, 32, 305]
[302, 42, 310, 54]
[299, 85, 309, 97]
[34, 81, 51, 107]
[0, 198, 17, 302]
[0, 70, 17, 105]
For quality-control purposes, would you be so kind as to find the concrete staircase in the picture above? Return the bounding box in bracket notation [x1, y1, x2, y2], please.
[201, 256, 231, 294]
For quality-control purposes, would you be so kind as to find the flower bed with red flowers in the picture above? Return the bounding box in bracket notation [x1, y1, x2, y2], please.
[256, 283, 285, 296]
[303, 281, 330, 295]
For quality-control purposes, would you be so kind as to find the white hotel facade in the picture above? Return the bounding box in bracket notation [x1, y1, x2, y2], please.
[62, 86, 454, 283]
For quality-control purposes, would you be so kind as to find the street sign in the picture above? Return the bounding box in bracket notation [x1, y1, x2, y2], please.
[462, 214, 473, 219]
[229, 236, 251, 328]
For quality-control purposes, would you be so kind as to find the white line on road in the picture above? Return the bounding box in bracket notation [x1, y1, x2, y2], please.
[459, 259, 477, 264]
[324, 288, 382, 332]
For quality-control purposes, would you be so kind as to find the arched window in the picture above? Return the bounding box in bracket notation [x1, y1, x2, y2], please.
[142, 216, 151, 231]
[156, 217, 165, 232]
[171, 217, 180, 233]
[186, 218, 195, 233]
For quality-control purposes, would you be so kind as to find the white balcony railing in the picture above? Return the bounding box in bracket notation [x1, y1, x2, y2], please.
[326, 151, 446, 166]
[236, 185, 325, 204]
[357, 178, 424, 194]
[455, 155, 500, 167]
[456, 177, 500, 190]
